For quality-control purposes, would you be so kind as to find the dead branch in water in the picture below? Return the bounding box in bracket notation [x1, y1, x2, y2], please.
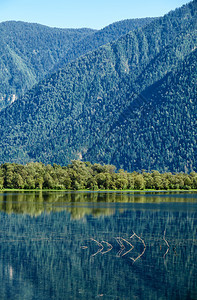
[101, 241, 113, 255]
[163, 230, 170, 248]
[90, 238, 104, 257]
[115, 237, 134, 257]
[130, 231, 146, 263]
[121, 238, 134, 257]
[115, 237, 125, 257]
[163, 230, 170, 259]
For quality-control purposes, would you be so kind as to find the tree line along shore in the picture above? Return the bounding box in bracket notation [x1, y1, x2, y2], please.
[0, 161, 197, 191]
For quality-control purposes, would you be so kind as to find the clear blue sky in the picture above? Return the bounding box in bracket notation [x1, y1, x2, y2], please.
[0, 0, 190, 29]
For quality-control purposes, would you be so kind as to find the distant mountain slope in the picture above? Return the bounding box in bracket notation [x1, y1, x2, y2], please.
[54, 18, 156, 70]
[0, 21, 96, 110]
[85, 48, 197, 172]
[0, 18, 153, 111]
[0, 1, 196, 172]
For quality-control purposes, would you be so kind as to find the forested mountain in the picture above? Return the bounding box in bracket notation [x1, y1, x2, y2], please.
[85, 49, 197, 172]
[0, 21, 96, 110]
[0, 18, 153, 110]
[54, 18, 156, 71]
[0, 1, 196, 172]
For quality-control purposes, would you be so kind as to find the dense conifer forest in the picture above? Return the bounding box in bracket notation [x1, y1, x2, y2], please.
[0, 161, 197, 190]
[0, 22, 95, 110]
[0, 18, 153, 110]
[0, 1, 196, 173]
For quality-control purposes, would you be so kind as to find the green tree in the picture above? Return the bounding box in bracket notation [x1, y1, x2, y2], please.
[12, 173, 25, 189]
[134, 174, 145, 190]
[0, 169, 4, 189]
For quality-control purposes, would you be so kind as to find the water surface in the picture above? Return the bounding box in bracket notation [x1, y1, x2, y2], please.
[0, 191, 196, 299]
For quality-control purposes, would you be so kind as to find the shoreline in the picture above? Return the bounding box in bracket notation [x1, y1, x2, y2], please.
[1, 189, 197, 193]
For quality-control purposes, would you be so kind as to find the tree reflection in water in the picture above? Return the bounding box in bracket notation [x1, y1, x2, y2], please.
[0, 191, 196, 299]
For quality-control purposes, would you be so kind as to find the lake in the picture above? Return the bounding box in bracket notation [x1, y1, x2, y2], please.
[0, 191, 196, 299]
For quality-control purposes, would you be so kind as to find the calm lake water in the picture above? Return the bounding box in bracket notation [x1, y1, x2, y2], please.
[0, 191, 196, 300]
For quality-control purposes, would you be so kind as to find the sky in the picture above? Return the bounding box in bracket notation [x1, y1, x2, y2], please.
[0, 0, 191, 29]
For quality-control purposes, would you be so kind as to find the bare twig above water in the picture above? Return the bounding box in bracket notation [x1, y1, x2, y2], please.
[163, 230, 170, 259]
[130, 231, 146, 263]
[115, 237, 125, 257]
[90, 238, 104, 257]
[101, 241, 113, 255]
[115, 237, 134, 257]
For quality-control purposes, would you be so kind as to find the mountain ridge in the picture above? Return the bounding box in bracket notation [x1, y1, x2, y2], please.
[0, 0, 196, 172]
[0, 18, 154, 110]
[85, 48, 197, 172]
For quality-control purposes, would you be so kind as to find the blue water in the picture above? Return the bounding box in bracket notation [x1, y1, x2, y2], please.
[0, 191, 196, 299]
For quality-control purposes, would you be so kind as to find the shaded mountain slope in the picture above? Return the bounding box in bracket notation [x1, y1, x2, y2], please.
[85, 49, 197, 172]
[0, 1, 196, 172]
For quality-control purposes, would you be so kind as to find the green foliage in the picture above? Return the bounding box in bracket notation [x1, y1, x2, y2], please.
[88, 48, 197, 172]
[0, 21, 95, 110]
[0, 161, 197, 190]
[0, 1, 196, 172]
[54, 18, 156, 71]
[0, 18, 152, 110]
